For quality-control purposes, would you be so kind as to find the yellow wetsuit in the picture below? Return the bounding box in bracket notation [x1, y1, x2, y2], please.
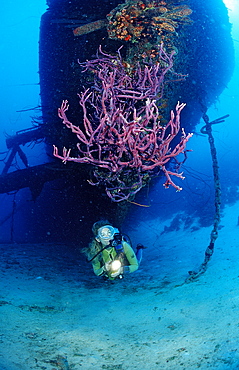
[92, 240, 138, 279]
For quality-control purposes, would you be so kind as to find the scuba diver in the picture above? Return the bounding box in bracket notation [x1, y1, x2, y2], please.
[83, 220, 145, 280]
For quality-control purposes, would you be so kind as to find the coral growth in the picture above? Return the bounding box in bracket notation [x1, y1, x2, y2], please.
[53, 47, 192, 202]
[107, 0, 192, 57]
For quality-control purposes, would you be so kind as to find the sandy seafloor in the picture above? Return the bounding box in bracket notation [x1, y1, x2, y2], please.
[0, 201, 239, 370]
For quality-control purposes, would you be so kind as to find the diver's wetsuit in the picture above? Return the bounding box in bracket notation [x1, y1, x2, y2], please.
[92, 240, 138, 279]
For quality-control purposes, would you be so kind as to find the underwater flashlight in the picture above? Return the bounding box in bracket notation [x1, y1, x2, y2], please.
[111, 260, 121, 272]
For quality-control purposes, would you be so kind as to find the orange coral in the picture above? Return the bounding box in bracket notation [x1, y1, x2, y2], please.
[107, 0, 192, 44]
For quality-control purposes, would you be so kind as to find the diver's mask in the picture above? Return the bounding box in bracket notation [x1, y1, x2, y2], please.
[97, 225, 118, 241]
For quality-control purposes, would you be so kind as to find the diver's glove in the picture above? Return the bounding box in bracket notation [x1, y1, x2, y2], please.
[104, 262, 112, 272]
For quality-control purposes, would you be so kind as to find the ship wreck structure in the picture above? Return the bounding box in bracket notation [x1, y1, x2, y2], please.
[0, 0, 234, 243]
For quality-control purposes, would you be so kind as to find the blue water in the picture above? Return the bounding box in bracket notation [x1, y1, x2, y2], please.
[0, 1, 47, 138]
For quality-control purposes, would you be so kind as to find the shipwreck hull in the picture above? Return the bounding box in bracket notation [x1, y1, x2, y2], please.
[0, 0, 234, 243]
[40, 0, 234, 142]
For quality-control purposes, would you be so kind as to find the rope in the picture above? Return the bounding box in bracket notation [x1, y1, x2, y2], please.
[186, 111, 229, 282]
